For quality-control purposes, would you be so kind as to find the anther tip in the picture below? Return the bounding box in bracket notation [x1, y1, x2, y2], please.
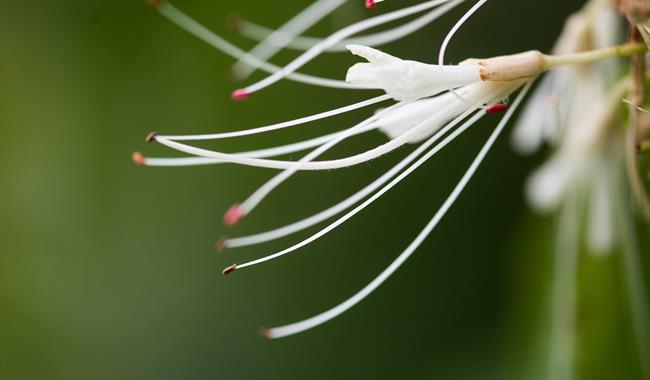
[365, 0, 376, 9]
[223, 203, 244, 227]
[145, 131, 158, 143]
[485, 103, 508, 114]
[132, 151, 146, 166]
[231, 89, 251, 101]
[222, 263, 237, 275]
[214, 237, 228, 253]
[258, 326, 272, 339]
[146, 0, 164, 8]
[226, 14, 243, 31]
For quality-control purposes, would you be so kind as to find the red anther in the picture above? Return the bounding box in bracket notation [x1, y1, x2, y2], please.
[132, 151, 146, 166]
[365, 0, 376, 9]
[222, 264, 237, 275]
[145, 131, 158, 143]
[223, 203, 244, 227]
[214, 237, 228, 253]
[485, 103, 508, 113]
[231, 89, 251, 101]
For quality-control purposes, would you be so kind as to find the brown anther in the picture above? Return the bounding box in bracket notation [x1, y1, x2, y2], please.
[226, 14, 243, 31]
[132, 151, 146, 166]
[258, 326, 271, 339]
[222, 264, 237, 275]
[145, 131, 158, 143]
[146, 0, 165, 8]
[214, 237, 227, 253]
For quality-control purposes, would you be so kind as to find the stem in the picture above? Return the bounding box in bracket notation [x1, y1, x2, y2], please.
[543, 42, 648, 69]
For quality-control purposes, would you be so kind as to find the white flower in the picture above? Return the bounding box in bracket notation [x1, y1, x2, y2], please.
[345, 44, 482, 100]
[512, 0, 623, 254]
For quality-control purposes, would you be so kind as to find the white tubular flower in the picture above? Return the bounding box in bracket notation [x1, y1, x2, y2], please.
[345, 44, 482, 100]
[375, 81, 519, 143]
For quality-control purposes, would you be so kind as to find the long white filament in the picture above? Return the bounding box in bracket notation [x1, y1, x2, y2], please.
[157, 2, 368, 89]
[156, 95, 391, 141]
[234, 110, 485, 261]
[153, 115, 435, 170]
[239, 101, 408, 213]
[143, 121, 379, 167]
[153, 84, 502, 171]
[241, 0, 458, 95]
[237, 0, 464, 52]
[263, 81, 531, 339]
[225, 87, 503, 248]
[232, 0, 347, 80]
[438, 0, 487, 67]
[438, 0, 488, 106]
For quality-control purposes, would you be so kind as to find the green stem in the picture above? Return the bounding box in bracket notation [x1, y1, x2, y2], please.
[543, 43, 648, 70]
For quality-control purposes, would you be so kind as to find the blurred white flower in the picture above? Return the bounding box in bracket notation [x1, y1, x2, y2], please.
[511, 0, 623, 254]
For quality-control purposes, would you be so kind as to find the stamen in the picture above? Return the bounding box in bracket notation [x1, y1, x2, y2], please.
[145, 131, 158, 143]
[222, 263, 238, 275]
[156, 2, 369, 89]
[240, 0, 456, 96]
[232, 0, 347, 80]
[231, 89, 251, 101]
[258, 327, 272, 339]
[224, 89, 504, 249]
[228, 82, 517, 252]
[485, 103, 508, 113]
[152, 85, 511, 171]
[132, 151, 146, 166]
[236, 101, 407, 216]
[142, 121, 379, 167]
[261, 81, 532, 339]
[438, 0, 488, 107]
[237, 0, 463, 53]
[232, 110, 486, 262]
[155, 94, 390, 141]
[215, 237, 228, 253]
[223, 203, 244, 227]
[146, 0, 163, 8]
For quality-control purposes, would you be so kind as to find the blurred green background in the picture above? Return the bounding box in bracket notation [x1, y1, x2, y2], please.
[4, 0, 643, 379]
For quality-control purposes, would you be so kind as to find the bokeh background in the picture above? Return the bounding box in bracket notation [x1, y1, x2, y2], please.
[2, 0, 647, 379]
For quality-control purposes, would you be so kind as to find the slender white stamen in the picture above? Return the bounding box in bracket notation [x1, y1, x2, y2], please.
[233, 109, 485, 255]
[232, 0, 347, 80]
[438, 0, 488, 106]
[238, 101, 408, 214]
[261, 81, 532, 339]
[142, 122, 379, 167]
[236, 0, 464, 52]
[225, 83, 515, 248]
[153, 82, 511, 170]
[240, 0, 459, 95]
[155, 1, 369, 90]
[156, 95, 390, 141]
